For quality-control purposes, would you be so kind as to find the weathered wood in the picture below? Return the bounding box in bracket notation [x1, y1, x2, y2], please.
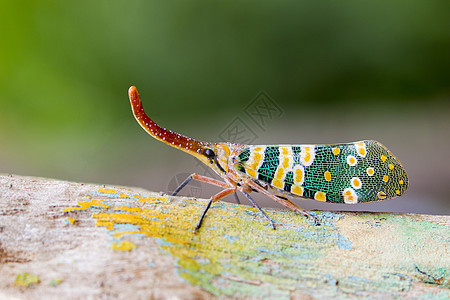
[0, 174, 448, 299]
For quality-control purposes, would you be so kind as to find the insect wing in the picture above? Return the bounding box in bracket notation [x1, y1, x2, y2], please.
[235, 140, 408, 204]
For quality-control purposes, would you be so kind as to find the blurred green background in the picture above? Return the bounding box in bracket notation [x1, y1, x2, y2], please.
[1, 1, 449, 214]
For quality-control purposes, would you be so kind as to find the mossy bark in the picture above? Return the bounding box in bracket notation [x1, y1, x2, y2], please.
[0, 174, 448, 299]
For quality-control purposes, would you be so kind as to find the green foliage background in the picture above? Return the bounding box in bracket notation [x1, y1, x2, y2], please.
[1, 1, 449, 213]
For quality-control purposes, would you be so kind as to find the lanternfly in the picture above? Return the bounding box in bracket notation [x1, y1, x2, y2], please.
[128, 86, 408, 232]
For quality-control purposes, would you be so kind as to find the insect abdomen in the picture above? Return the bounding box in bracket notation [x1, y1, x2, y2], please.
[235, 140, 408, 204]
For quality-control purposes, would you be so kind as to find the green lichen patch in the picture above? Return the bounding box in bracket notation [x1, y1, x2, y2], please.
[63, 188, 450, 299]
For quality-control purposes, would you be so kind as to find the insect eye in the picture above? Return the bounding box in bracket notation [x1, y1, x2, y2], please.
[203, 148, 215, 159]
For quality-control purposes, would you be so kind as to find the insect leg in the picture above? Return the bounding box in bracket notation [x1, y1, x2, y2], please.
[194, 187, 236, 233]
[171, 175, 193, 196]
[194, 199, 213, 233]
[233, 192, 241, 204]
[171, 173, 228, 196]
[244, 179, 319, 226]
[240, 191, 276, 230]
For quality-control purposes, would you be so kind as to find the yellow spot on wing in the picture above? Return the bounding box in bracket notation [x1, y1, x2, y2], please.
[377, 191, 387, 199]
[243, 146, 266, 178]
[332, 147, 340, 156]
[304, 152, 311, 162]
[280, 147, 289, 155]
[291, 185, 304, 196]
[300, 146, 315, 166]
[293, 165, 305, 185]
[324, 171, 332, 182]
[366, 167, 374, 176]
[222, 144, 231, 156]
[389, 164, 394, 170]
[383, 175, 389, 182]
[253, 152, 262, 166]
[351, 177, 362, 189]
[354, 142, 367, 157]
[272, 179, 284, 189]
[381, 155, 387, 162]
[399, 180, 404, 185]
[246, 168, 257, 178]
[282, 156, 290, 169]
[244, 151, 263, 178]
[343, 187, 358, 204]
[314, 191, 326, 202]
[347, 155, 357, 166]
[280, 147, 293, 169]
[274, 166, 285, 181]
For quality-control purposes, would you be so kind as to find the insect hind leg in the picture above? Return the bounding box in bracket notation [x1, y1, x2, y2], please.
[240, 191, 276, 230]
[244, 179, 319, 226]
[233, 192, 241, 204]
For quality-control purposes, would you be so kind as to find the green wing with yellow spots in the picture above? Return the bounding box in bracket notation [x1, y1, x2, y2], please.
[234, 140, 408, 204]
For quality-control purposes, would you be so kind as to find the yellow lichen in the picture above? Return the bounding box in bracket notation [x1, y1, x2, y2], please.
[15, 273, 39, 287]
[109, 241, 137, 251]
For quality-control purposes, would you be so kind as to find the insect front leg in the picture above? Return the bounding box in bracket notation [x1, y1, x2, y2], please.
[169, 173, 238, 232]
[194, 187, 237, 233]
[171, 173, 228, 196]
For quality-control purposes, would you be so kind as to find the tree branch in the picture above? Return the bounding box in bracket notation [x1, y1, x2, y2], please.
[0, 174, 448, 299]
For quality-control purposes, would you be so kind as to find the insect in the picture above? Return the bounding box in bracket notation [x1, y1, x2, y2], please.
[128, 86, 408, 232]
